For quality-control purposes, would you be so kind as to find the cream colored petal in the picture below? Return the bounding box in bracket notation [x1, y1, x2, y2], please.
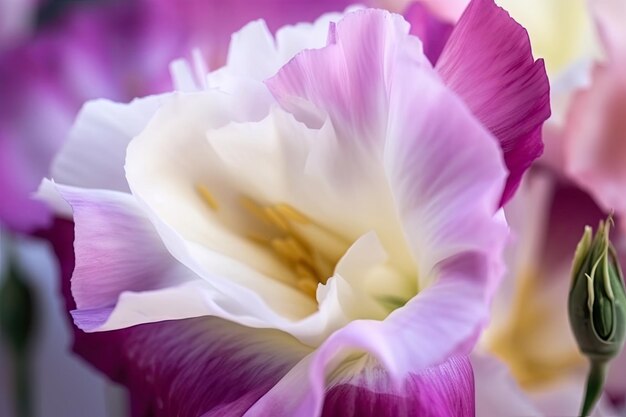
[52, 95, 168, 192]
[208, 106, 415, 281]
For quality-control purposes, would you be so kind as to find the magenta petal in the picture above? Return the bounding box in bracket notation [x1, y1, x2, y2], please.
[435, 0, 551, 205]
[75, 317, 306, 417]
[404, 2, 453, 65]
[321, 356, 474, 417]
[115, 318, 307, 417]
[41, 219, 308, 417]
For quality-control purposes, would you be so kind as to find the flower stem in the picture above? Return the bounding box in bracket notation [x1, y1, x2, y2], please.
[14, 350, 33, 417]
[0, 237, 36, 417]
[579, 359, 607, 417]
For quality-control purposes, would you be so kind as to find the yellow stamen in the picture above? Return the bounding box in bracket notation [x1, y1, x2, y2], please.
[295, 262, 319, 282]
[297, 278, 318, 298]
[196, 184, 218, 210]
[237, 194, 346, 299]
[246, 232, 270, 245]
[270, 238, 294, 263]
[284, 237, 313, 264]
[240, 196, 269, 223]
[263, 207, 290, 231]
[274, 203, 310, 224]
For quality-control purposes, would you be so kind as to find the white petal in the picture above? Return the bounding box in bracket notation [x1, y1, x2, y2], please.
[51, 95, 168, 192]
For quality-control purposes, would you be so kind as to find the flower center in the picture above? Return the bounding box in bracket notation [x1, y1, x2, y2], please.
[197, 184, 350, 300]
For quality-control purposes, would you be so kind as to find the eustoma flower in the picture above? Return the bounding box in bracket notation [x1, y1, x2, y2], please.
[44, 0, 549, 415]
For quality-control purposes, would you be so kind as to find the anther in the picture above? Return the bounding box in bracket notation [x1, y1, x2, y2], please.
[196, 184, 218, 210]
[274, 203, 310, 224]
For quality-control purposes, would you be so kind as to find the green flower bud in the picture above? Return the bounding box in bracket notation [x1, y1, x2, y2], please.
[568, 217, 626, 416]
[569, 218, 626, 360]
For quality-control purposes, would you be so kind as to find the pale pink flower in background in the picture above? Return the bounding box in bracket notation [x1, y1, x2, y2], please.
[564, 0, 626, 233]
[41, 0, 549, 415]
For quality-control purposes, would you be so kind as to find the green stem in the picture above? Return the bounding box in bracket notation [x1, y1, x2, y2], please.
[14, 351, 33, 417]
[579, 359, 607, 417]
[0, 235, 36, 417]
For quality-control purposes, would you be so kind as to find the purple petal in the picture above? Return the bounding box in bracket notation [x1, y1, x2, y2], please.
[266, 9, 428, 148]
[56, 186, 220, 332]
[435, 0, 551, 205]
[384, 52, 507, 276]
[404, 2, 454, 65]
[41, 218, 309, 417]
[58, 186, 188, 310]
[116, 318, 308, 417]
[321, 356, 474, 417]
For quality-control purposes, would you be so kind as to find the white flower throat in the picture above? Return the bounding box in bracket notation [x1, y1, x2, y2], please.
[196, 184, 351, 300]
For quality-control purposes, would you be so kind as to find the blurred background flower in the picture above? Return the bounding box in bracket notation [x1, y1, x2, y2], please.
[470, 0, 626, 415]
[0, 0, 40, 50]
[473, 170, 625, 417]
